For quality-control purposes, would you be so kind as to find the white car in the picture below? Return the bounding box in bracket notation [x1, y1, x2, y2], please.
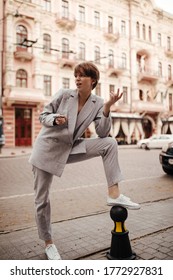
[137, 134, 173, 149]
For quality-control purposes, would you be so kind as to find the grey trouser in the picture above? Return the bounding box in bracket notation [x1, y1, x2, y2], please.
[32, 137, 123, 241]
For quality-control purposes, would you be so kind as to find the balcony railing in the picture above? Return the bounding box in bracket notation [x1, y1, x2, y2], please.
[107, 64, 126, 76]
[56, 13, 76, 30]
[14, 46, 33, 61]
[103, 28, 119, 42]
[165, 77, 173, 87]
[132, 100, 166, 113]
[3, 87, 45, 106]
[165, 48, 173, 58]
[137, 68, 159, 82]
[58, 52, 77, 68]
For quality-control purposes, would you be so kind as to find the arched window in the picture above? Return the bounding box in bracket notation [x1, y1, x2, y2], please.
[79, 42, 85, 60]
[94, 46, 100, 64]
[148, 26, 152, 42]
[43, 0, 51, 12]
[122, 53, 126, 68]
[136, 22, 140, 38]
[108, 49, 114, 67]
[168, 64, 172, 80]
[16, 25, 27, 50]
[142, 24, 146, 40]
[158, 33, 162, 46]
[43, 34, 51, 53]
[108, 16, 113, 33]
[62, 38, 69, 58]
[139, 89, 144, 101]
[158, 62, 162, 77]
[16, 69, 27, 87]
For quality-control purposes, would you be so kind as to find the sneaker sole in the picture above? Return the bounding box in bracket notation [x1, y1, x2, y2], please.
[107, 202, 141, 210]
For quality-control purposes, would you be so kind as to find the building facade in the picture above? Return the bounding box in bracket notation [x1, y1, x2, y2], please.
[1, 0, 173, 147]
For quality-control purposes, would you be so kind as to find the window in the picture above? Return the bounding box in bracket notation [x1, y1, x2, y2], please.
[121, 20, 126, 35]
[108, 16, 113, 33]
[168, 65, 172, 80]
[108, 50, 114, 67]
[123, 86, 128, 103]
[136, 22, 140, 38]
[79, 42, 85, 60]
[94, 11, 100, 27]
[148, 26, 152, 42]
[43, 0, 51, 12]
[16, 25, 27, 50]
[79, 5, 85, 22]
[142, 24, 146, 40]
[44, 75, 51, 96]
[16, 69, 27, 87]
[169, 93, 173, 111]
[43, 34, 51, 53]
[62, 38, 69, 58]
[158, 62, 162, 77]
[94, 46, 100, 64]
[95, 83, 101, 96]
[167, 36, 171, 51]
[158, 33, 162, 46]
[109, 84, 115, 92]
[62, 78, 70, 89]
[62, 0, 69, 18]
[160, 92, 163, 103]
[122, 53, 126, 69]
[139, 89, 144, 101]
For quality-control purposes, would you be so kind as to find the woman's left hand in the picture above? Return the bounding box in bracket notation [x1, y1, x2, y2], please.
[106, 88, 123, 107]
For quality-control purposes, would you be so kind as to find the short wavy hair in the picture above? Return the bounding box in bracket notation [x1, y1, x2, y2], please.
[74, 62, 100, 89]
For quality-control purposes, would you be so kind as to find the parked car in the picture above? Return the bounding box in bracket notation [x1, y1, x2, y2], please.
[159, 141, 173, 175]
[137, 134, 173, 149]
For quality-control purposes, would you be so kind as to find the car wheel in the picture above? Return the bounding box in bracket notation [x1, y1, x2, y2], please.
[141, 143, 147, 149]
[162, 166, 173, 175]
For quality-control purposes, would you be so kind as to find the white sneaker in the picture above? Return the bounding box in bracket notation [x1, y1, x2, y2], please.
[107, 194, 140, 210]
[45, 244, 62, 260]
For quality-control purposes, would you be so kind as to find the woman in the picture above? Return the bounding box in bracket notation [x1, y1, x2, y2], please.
[29, 61, 140, 260]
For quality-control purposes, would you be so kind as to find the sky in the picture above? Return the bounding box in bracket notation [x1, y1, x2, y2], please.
[155, 0, 173, 14]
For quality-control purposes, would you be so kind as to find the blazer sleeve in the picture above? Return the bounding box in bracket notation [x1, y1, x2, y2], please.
[94, 101, 112, 138]
[39, 89, 65, 127]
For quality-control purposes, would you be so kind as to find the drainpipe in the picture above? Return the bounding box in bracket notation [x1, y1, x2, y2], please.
[0, 0, 5, 151]
[128, 0, 133, 114]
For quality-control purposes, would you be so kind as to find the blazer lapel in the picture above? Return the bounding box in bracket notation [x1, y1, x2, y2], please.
[75, 94, 97, 129]
[67, 90, 78, 142]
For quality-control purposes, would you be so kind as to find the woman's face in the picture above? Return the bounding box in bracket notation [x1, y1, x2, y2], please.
[75, 72, 95, 93]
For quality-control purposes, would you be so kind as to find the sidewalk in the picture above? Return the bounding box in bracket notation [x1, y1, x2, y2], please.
[0, 146, 173, 260]
[0, 198, 173, 260]
[0, 147, 32, 158]
[0, 144, 137, 158]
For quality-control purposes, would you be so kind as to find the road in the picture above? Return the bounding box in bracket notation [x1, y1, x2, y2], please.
[0, 146, 173, 233]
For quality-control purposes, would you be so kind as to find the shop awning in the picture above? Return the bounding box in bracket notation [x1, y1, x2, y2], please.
[111, 112, 142, 119]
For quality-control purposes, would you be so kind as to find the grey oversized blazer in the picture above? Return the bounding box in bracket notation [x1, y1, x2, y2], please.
[29, 89, 111, 176]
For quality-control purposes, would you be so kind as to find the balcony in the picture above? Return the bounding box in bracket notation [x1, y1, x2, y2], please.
[58, 53, 76, 68]
[165, 77, 173, 87]
[137, 68, 159, 82]
[132, 100, 166, 113]
[56, 13, 76, 30]
[107, 64, 126, 77]
[103, 28, 119, 42]
[14, 47, 33, 61]
[3, 87, 46, 107]
[165, 48, 173, 58]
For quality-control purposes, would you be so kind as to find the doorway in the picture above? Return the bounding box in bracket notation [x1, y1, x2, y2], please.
[15, 108, 32, 146]
[142, 118, 152, 138]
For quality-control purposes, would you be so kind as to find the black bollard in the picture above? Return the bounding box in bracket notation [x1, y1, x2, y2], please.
[107, 206, 136, 260]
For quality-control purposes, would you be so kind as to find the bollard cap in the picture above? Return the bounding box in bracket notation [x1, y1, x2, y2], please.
[110, 206, 128, 222]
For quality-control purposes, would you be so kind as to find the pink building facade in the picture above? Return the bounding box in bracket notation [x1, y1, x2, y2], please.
[1, 0, 173, 147]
